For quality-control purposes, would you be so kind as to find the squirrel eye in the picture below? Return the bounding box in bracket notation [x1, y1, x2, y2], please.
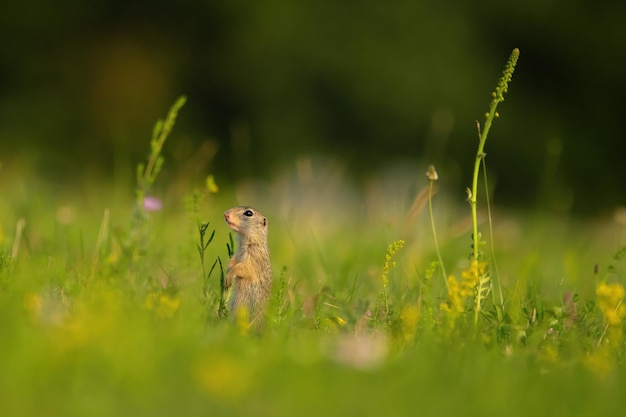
[243, 210, 254, 217]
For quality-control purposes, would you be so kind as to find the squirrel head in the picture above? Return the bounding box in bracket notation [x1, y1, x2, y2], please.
[224, 206, 268, 243]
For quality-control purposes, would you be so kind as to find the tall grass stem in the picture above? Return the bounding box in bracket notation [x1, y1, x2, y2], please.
[426, 165, 448, 290]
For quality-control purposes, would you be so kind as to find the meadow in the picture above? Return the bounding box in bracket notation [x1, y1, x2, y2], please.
[2, 51, 626, 417]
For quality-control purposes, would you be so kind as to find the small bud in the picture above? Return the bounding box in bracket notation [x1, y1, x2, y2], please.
[205, 175, 219, 193]
[426, 165, 438, 181]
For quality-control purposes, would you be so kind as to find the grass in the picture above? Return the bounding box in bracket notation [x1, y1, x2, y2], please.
[1, 51, 626, 416]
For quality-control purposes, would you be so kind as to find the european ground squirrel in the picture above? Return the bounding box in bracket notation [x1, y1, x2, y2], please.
[224, 206, 272, 324]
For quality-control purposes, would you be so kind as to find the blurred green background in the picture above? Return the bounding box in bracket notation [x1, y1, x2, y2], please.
[1, 0, 625, 213]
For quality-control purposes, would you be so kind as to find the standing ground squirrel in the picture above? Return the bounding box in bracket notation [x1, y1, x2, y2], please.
[224, 206, 272, 324]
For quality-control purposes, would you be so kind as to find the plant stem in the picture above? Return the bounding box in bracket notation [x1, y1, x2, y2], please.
[469, 48, 519, 261]
[482, 159, 504, 309]
[426, 166, 448, 290]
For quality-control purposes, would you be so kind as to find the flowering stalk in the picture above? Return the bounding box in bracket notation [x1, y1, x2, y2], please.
[469, 49, 519, 261]
[126, 96, 186, 258]
[136, 95, 187, 216]
[377, 240, 405, 325]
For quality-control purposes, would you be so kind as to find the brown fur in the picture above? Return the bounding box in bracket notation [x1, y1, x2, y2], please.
[224, 206, 272, 324]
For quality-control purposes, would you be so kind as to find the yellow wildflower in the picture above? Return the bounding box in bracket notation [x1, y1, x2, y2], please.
[460, 260, 487, 299]
[381, 240, 405, 289]
[440, 275, 463, 330]
[145, 292, 181, 319]
[584, 346, 615, 379]
[443, 275, 464, 314]
[400, 304, 420, 342]
[439, 261, 488, 330]
[596, 282, 626, 326]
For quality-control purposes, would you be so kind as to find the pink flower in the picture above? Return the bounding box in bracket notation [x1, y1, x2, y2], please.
[143, 196, 163, 212]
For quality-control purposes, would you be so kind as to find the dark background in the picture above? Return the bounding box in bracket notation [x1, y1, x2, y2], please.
[1, 0, 625, 214]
